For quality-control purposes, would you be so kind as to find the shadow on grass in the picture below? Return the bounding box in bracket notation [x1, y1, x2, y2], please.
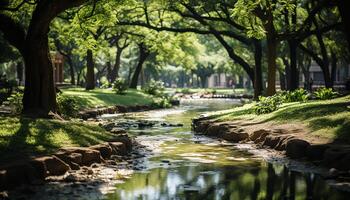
[65, 89, 153, 109]
[265, 102, 350, 143]
[0, 118, 113, 162]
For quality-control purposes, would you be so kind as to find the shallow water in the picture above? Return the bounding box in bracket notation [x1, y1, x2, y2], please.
[104, 99, 349, 200]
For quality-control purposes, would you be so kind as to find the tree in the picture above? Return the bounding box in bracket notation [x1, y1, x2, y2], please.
[0, 0, 92, 116]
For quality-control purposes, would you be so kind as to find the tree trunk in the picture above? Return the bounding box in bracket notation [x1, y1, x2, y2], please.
[66, 55, 75, 85]
[253, 39, 263, 99]
[288, 40, 299, 90]
[22, 2, 60, 116]
[279, 70, 286, 90]
[265, 9, 277, 96]
[266, 36, 277, 96]
[110, 47, 123, 83]
[331, 51, 337, 84]
[337, 1, 350, 51]
[85, 49, 95, 90]
[16, 61, 24, 85]
[106, 61, 112, 83]
[129, 44, 149, 89]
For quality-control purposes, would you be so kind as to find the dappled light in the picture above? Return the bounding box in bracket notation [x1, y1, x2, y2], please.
[1, 0, 350, 199]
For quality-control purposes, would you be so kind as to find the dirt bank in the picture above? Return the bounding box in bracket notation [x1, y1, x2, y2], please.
[192, 116, 350, 181]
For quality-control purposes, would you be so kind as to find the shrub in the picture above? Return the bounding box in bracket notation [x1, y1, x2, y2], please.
[143, 80, 165, 96]
[57, 94, 79, 118]
[180, 88, 191, 94]
[314, 87, 338, 100]
[253, 95, 282, 115]
[282, 88, 309, 103]
[101, 82, 112, 89]
[7, 92, 23, 114]
[112, 78, 128, 95]
[151, 97, 172, 108]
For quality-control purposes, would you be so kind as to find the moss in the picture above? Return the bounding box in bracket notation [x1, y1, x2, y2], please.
[0, 117, 114, 161]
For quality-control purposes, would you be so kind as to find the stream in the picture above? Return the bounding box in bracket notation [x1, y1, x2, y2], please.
[7, 99, 349, 200]
[103, 99, 348, 200]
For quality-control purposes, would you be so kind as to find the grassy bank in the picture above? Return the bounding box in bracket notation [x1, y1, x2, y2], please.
[207, 95, 350, 143]
[0, 117, 114, 161]
[166, 88, 252, 95]
[61, 88, 155, 110]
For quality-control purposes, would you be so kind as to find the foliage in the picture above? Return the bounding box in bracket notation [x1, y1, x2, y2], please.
[7, 91, 23, 114]
[57, 94, 79, 118]
[112, 78, 128, 95]
[179, 88, 191, 94]
[281, 89, 309, 103]
[314, 88, 338, 100]
[253, 95, 283, 115]
[143, 80, 165, 96]
[151, 97, 172, 109]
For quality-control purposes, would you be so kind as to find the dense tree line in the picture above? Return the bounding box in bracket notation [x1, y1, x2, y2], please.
[0, 0, 349, 117]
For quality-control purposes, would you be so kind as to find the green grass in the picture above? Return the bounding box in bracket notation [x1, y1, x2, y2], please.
[61, 88, 155, 110]
[208, 95, 350, 143]
[167, 88, 252, 95]
[0, 117, 114, 161]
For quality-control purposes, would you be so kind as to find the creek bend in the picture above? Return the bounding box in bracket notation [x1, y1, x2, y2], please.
[103, 99, 348, 200]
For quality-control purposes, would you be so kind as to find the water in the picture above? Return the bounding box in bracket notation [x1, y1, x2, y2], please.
[104, 99, 349, 200]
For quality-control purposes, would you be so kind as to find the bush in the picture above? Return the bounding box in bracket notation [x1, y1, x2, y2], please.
[281, 88, 309, 103]
[180, 88, 191, 94]
[143, 80, 165, 96]
[101, 82, 112, 89]
[57, 94, 79, 118]
[151, 97, 172, 108]
[314, 88, 338, 100]
[112, 78, 128, 95]
[253, 95, 282, 115]
[7, 92, 23, 114]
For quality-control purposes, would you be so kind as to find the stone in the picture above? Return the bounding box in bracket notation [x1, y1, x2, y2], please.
[60, 147, 102, 166]
[221, 131, 249, 142]
[70, 162, 80, 170]
[274, 135, 294, 151]
[109, 142, 128, 155]
[102, 122, 116, 131]
[55, 152, 83, 167]
[32, 156, 70, 176]
[336, 154, 350, 170]
[192, 120, 210, 133]
[0, 170, 6, 189]
[1, 162, 39, 189]
[323, 147, 350, 166]
[306, 144, 330, 160]
[250, 129, 270, 141]
[110, 128, 127, 134]
[262, 135, 282, 149]
[205, 123, 230, 137]
[110, 134, 133, 152]
[285, 139, 310, 159]
[90, 143, 113, 159]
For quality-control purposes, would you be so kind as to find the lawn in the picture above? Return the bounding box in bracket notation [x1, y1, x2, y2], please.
[166, 88, 253, 95]
[207, 95, 350, 142]
[61, 88, 155, 110]
[0, 117, 114, 161]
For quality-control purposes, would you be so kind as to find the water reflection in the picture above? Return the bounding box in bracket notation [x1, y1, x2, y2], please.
[104, 99, 348, 200]
[106, 163, 347, 200]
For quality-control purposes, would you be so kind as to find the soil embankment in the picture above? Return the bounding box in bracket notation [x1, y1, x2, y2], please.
[192, 116, 350, 177]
